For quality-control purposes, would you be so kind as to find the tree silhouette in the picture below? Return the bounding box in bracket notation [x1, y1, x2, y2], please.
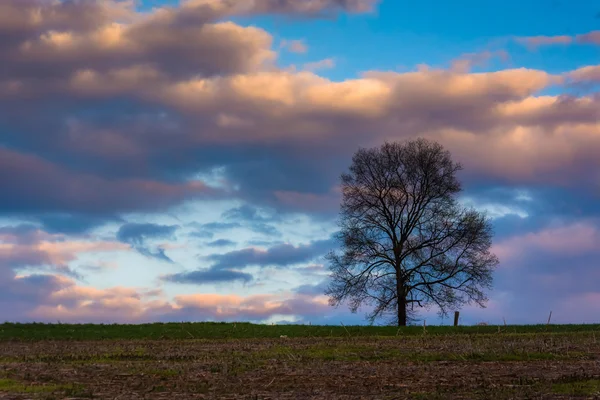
[326, 138, 499, 326]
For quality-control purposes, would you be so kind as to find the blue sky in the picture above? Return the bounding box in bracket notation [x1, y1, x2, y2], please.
[0, 0, 599, 325]
[245, 0, 600, 79]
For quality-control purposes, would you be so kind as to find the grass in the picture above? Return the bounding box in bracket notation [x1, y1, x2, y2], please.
[0, 378, 58, 393]
[0, 378, 87, 395]
[552, 379, 600, 396]
[0, 322, 598, 340]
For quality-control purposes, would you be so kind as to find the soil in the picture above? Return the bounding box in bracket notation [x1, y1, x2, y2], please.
[0, 334, 599, 399]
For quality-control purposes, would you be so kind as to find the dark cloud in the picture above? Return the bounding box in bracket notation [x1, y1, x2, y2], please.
[0, 224, 45, 245]
[116, 223, 178, 262]
[201, 222, 243, 231]
[246, 239, 285, 246]
[117, 223, 178, 244]
[220, 204, 282, 235]
[249, 222, 280, 236]
[0, 146, 216, 215]
[295, 264, 328, 275]
[35, 213, 123, 234]
[194, 220, 279, 237]
[293, 280, 329, 296]
[221, 204, 277, 222]
[0, 273, 72, 321]
[207, 239, 237, 247]
[163, 267, 253, 284]
[189, 231, 214, 239]
[206, 237, 336, 270]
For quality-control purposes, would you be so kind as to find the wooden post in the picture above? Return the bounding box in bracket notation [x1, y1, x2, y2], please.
[453, 311, 460, 327]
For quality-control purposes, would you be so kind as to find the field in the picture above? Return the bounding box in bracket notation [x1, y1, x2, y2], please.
[0, 323, 599, 399]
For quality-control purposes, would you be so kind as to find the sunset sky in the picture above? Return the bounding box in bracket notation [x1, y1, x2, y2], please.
[1, 0, 599, 325]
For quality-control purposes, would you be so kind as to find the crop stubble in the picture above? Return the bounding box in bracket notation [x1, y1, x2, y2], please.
[0, 332, 599, 399]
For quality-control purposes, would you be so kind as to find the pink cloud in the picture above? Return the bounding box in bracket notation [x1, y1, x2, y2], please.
[450, 50, 510, 73]
[13, 278, 332, 323]
[281, 39, 308, 54]
[303, 58, 335, 71]
[515, 35, 573, 48]
[0, 226, 127, 275]
[493, 222, 600, 263]
[566, 65, 600, 83]
[575, 31, 600, 45]
[552, 292, 600, 323]
[514, 30, 600, 49]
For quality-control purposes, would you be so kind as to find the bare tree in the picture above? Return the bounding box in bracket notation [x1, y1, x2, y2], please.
[326, 138, 499, 326]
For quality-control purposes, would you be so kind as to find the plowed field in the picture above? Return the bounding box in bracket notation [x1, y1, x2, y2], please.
[1, 327, 599, 399]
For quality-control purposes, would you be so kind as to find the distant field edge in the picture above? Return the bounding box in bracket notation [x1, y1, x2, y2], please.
[0, 322, 599, 341]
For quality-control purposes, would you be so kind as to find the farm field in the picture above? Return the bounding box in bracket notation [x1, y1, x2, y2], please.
[0, 323, 599, 399]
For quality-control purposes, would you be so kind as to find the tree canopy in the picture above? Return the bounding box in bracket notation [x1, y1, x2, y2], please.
[326, 138, 499, 326]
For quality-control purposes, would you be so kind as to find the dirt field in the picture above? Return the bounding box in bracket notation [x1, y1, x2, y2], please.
[1, 331, 599, 399]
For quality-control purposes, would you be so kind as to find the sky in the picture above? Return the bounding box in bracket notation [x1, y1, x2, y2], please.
[0, 0, 599, 326]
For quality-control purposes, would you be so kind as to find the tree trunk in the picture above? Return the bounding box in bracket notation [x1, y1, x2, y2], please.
[397, 296, 407, 326]
[396, 277, 407, 326]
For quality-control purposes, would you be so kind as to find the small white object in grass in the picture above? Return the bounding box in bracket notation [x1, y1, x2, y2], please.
[280, 335, 288, 339]
[476, 322, 488, 326]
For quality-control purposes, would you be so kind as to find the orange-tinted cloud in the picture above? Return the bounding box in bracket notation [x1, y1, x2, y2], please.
[575, 31, 600, 45]
[0, 225, 128, 275]
[281, 39, 308, 53]
[12, 275, 331, 323]
[515, 35, 573, 48]
[515, 30, 600, 48]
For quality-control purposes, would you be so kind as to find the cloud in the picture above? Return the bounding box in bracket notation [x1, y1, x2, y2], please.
[198, 206, 283, 235]
[206, 237, 335, 270]
[207, 239, 237, 247]
[515, 35, 573, 48]
[281, 39, 308, 53]
[514, 31, 600, 48]
[170, 292, 330, 322]
[0, 225, 127, 276]
[221, 204, 277, 222]
[575, 31, 600, 45]
[180, 0, 379, 17]
[116, 223, 178, 262]
[163, 267, 253, 284]
[493, 222, 600, 263]
[293, 280, 329, 296]
[34, 213, 123, 234]
[0, 0, 136, 35]
[116, 223, 178, 244]
[450, 50, 509, 72]
[459, 220, 600, 324]
[4, 2, 593, 220]
[303, 58, 335, 71]
[0, 1, 271, 82]
[0, 271, 331, 323]
[0, 146, 216, 215]
[0, 0, 377, 86]
[198, 222, 242, 232]
[566, 65, 600, 83]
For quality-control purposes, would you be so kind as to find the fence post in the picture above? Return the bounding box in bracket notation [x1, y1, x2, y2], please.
[453, 311, 460, 327]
